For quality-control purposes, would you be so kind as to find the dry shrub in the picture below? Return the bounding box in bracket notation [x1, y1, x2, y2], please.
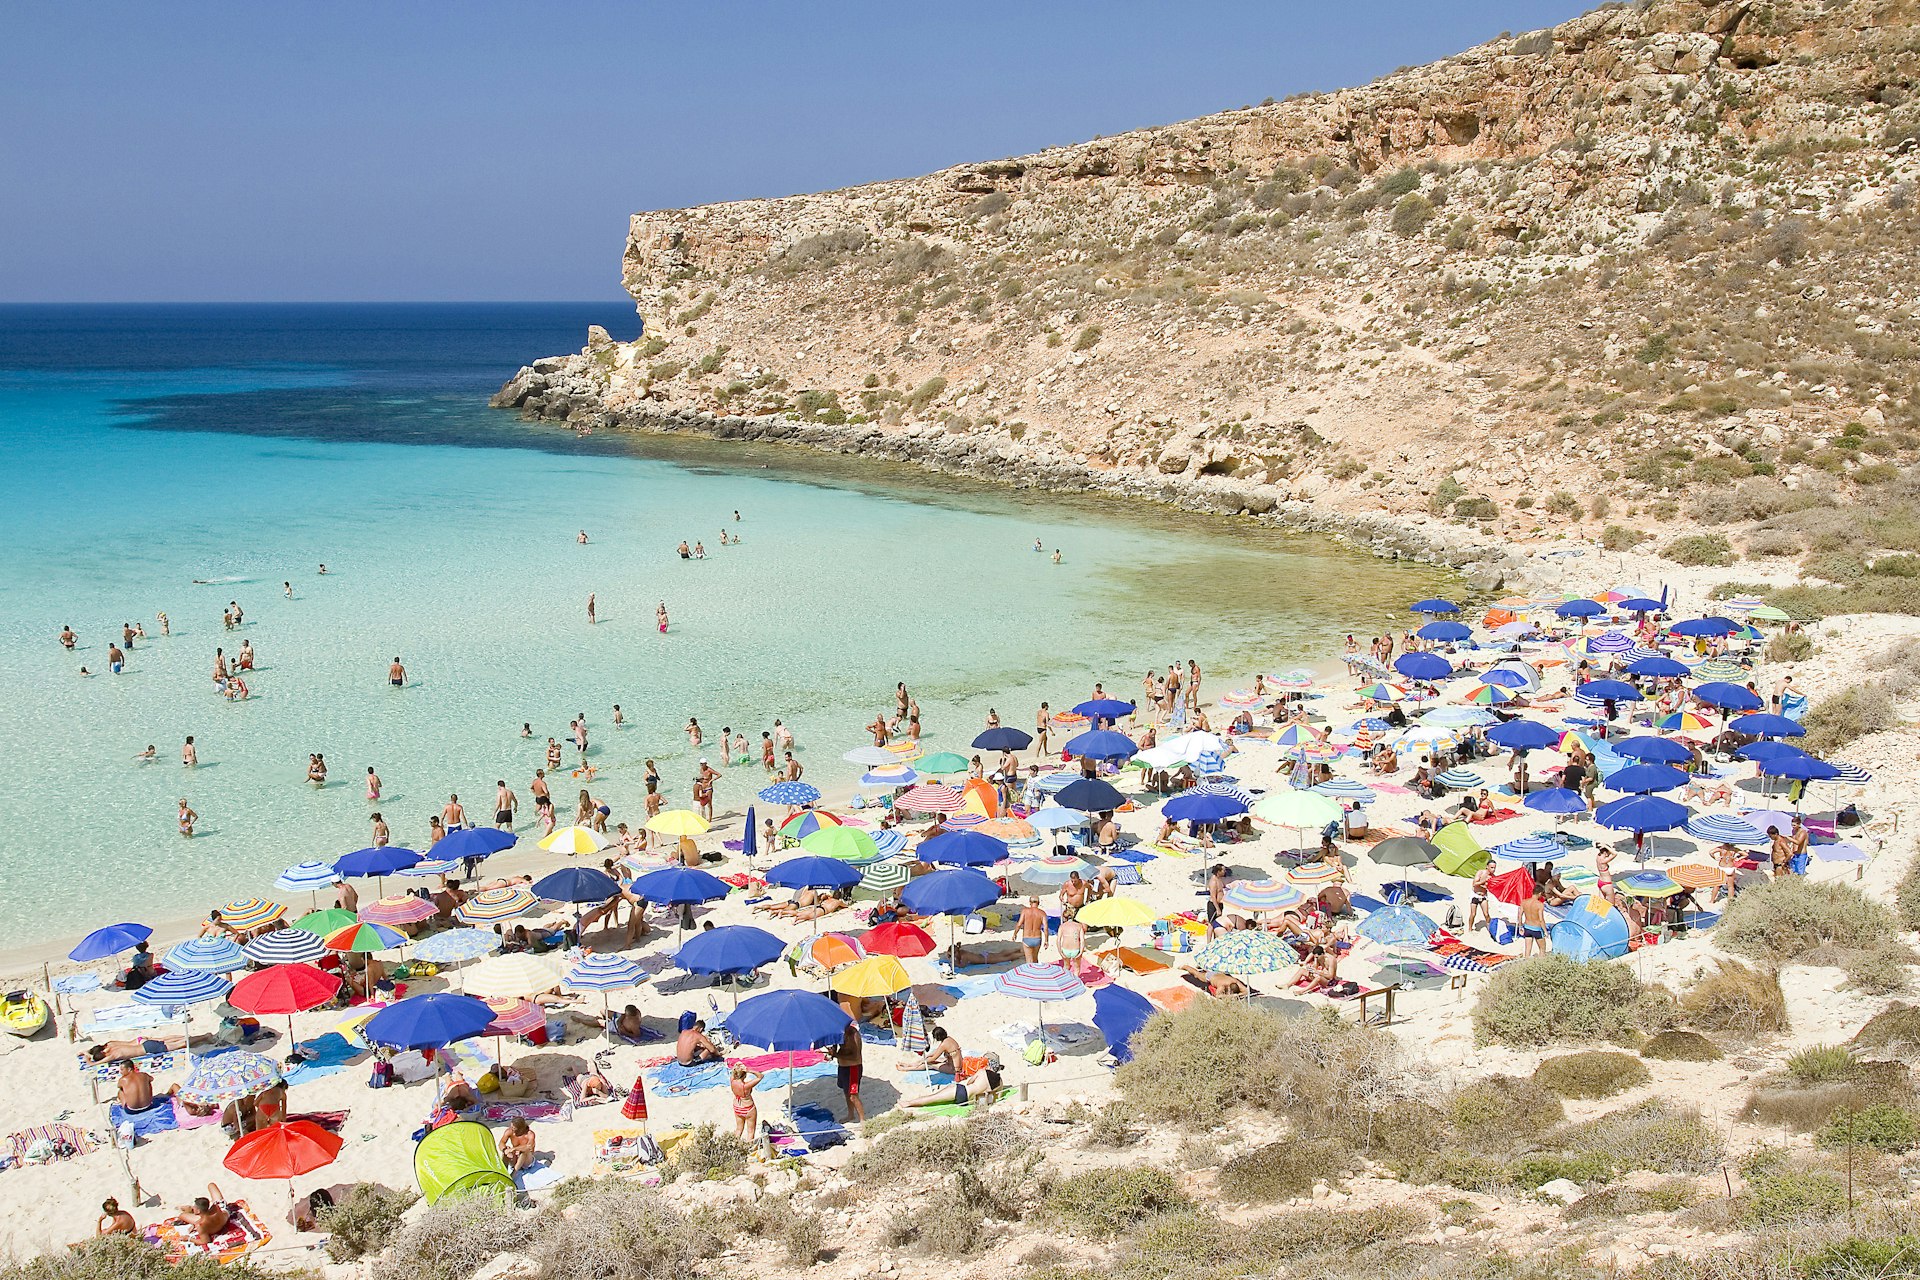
[670, 1123, 751, 1179]
[1562, 1179, 1700, 1222]
[847, 1111, 1021, 1181]
[318, 1183, 418, 1261]
[1642, 1029, 1723, 1061]
[780, 1210, 825, 1266]
[1788, 1044, 1855, 1082]
[1681, 960, 1789, 1035]
[534, 1182, 719, 1280]
[1216, 1138, 1353, 1202]
[1471, 953, 1652, 1047]
[1557, 1099, 1725, 1174]
[1800, 682, 1899, 755]
[1257, 1203, 1427, 1259]
[1533, 1051, 1652, 1099]
[1854, 1004, 1920, 1054]
[388, 1188, 535, 1280]
[1718, 878, 1902, 969]
[1044, 1166, 1190, 1237]
[0, 1236, 269, 1280]
[1447, 1075, 1565, 1153]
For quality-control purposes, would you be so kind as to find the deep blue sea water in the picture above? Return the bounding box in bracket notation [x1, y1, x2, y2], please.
[0, 304, 1447, 943]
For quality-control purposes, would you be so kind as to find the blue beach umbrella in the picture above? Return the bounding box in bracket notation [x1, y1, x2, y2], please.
[1064, 729, 1139, 761]
[972, 727, 1034, 751]
[676, 924, 785, 975]
[1613, 736, 1693, 764]
[1759, 755, 1839, 782]
[1594, 794, 1689, 834]
[274, 862, 341, 894]
[1576, 679, 1641, 703]
[1393, 652, 1452, 682]
[1523, 787, 1588, 815]
[726, 990, 852, 1056]
[1669, 617, 1740, 637]
[430, 828, 517, 863]
[1555, 599, 1605, 619]
[1055, 778, 1127, 813]
[742, 804, 759, 861]
[70, 923, 152, 963]
[410, 929, 501, 965]
[629, 866, 730, 905]
[766, 856, 862, 891]
[1434, 768, 1483, 790]
[1072, 698, 1137, 722]
[900, 868, 1000, 917]
[1586, 631, 1635, 655]
[1618, 597, 1665, 613]
[1625, 655, 1690, 679]
[1493, 834, 1563, 862]
[162, 937, 250, 973]
[1737, 741, 1804, 763]
[1027, 806, 1087, 832]
[758, 781, 822, 806]
[1480, 667, 1532, 689]
[871, 828, 909, 858]
[532, 867, 622, 904]
[1091, 985, 1155, 1065]
[1416, 620, 1471, 642]
[334, 847, 421, 879]
[1693, 682, 1763, 712]
[1164, 791, 1249, 824]
[364, 993, 494, 1050]
[1604, 763, 1689, 794]
[1730, 713, 1805, 739]
[131, 969, 231, 1009]
[1687, 813, 1770, 846]
[1356, 904, 1440, 948]
[919, 829, 1011, 867]
[1410, 598, 1459, 614]
[1486, 720, 1561, 751]
[243, 928, 328, 966]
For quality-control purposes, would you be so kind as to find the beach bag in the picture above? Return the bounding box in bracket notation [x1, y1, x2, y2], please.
[962, 913, 986, 936]
[476, 1071, 500, 1094]
[1023, 1039, 1047, 1066]
[369, 1059, 393, 1090]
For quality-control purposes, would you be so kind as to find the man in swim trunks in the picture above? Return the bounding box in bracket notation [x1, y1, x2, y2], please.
[107, 642, 125, 674]
[692, 759, 720, 819]
[442, 794, 466, 829]
[116, 1059, 160, 1110]
[59, 625, 76, 649]
[494, 780, 518, 830]
[1207, 864, 1229, 936]
[178, 1189, 231, 1247]
[97, 1198, 137, 1237]
[675, 1018, 722, 1066]
[388, 657, 406, 687]
[1017, 896, 1048, 964]
[827, 1017, 865, 1123]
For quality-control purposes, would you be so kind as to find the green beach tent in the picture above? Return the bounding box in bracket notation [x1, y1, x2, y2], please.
[415, 1120, 513, 1205]
[1430, 822, 1489, 879]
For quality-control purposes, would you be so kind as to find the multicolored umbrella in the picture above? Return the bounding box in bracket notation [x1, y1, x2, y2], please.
[1224, 880, 1305, 913]
[397, 858, 462, 879]
[359, 895, 437, 926]
[455, 886, 538, 924]
[994, 963, 1086, 1002]
[319, 922, 406, 953]
[482, 998, 546, 1038]
[777, 810, 843, 841]
[163, 937, 250, 973]
[1654, 711, 1714, 732]
[1615, 870, 1682, 898]
[1356, 682, 1403, 703]
[1286, 863, 1341, 888]
[895, 784, 964, 813]
[242, 929, 328, 966]
[290, 908, 358, 937]
[809, 933, 866, 970]
[1191, 931, 1294, 977]
[538, 826, 605, 855]
[177, 1052, 282, 1106]
[210, 898, 285, 932]
[860, 765, 918, 786]
[411, 928, 501, 965]
[1460, 683, 1515, 705]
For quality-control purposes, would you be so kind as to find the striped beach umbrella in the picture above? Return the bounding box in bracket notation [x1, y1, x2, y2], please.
[465, 954, 565, 1000]
[865, 829, 908, 858]
[482, 998, 546, 1038]
[1667, 863, 1727, 891]
[994, 962, 1087, 1002]
[539, 826, 605, 855]
[455, 886, 538, 924]
[1012, 855, 1093, 888]
[1692, 658, 1746, 682]
[397, 858, 462, 879]
[177, 1052, 282, 1106]
[1356, 682, 1403, 703]
[1286, 863, 1341, 888]
[978, 817, 1038, 845]
[942, 811, 988, 829]
[777, 810, 842, 841]
[273, 863, 340, 894]
[320, 922, 406, 953]
[359, 895, 437, 926]
[1224, 880, 1305, 913]
[411, 928, 501, 965]
[1493, 834, 1562, 862]
[563, 952, 645, 993]
[1586, 631, 1635, 655]
[758, 781, 822, 806]
[1686, 813, 1770, 846]
[163, 937, 250, 973]
[242, 929, 327, 966]
[1434, 768, 1484, 790]
[1616, 870, 1682, 898]
[1460, 683, 1516, 705]
[1655, 711, 1714, 732]
[1271, 724, 1317, 748]
[1269, 669, 1316, 688]
[859, 860, 912, 895]
[1191, 931, 1294, 977]
[1832, 762, 1873, 785]
[1312, 778, 1377, 804]
[132, 968, 232, 1008]
[1219, 690, 1264, 710]
[211, 898, 285, 932]
[895, 784, 964, 813]
[860, 765, 918, 786]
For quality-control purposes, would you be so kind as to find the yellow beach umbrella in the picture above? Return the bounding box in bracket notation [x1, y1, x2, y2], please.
[463, 954, 565, 1000]
[646, 809, 710, 837]
[539, 825, 605, 855]
[830, 954, 911, 999]
[1075, 897, 1155, 929]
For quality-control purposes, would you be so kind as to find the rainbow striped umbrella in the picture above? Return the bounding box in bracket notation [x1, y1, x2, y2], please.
[1271, 724, 1317, 747]
[211, 898, 285, 932]
[1460, 683, 1515, 705]
[359, 895, 437, 926]
[1655, 711, 1714, 732]
[1286, 863, 1341, 888]
[320, 922, 406, 953]
[895, 784, 964, 813]
[1356, 683, 1403, 702]
[482, 998, 545, 1038]
[1616, 870, 1682, 899]
[778, 811, 843, 841]
[1224, 880, 1305, 913]
[993, 963, 1086, 1002]
[1191, 931, 1294, 977]
[455, 886, 538, 924]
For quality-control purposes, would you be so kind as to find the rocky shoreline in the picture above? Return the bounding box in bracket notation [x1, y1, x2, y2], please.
[491, 351, 1517, 594]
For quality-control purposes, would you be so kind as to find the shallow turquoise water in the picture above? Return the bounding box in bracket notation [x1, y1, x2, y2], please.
[0, 306, 1449, 943]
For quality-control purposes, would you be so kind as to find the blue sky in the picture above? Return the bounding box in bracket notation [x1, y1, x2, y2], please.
[1, 2, 1592, 302]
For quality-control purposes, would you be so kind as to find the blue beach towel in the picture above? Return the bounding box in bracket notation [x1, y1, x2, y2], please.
[284, 1032, 362, 1086]
[644, 1061, 729, 1097]
[109, 1100, 178, 1139]
[787, 1103, 849, 1151]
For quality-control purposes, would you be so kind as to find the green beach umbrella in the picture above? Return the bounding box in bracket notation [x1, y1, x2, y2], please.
[914, 752, 970, 775]
[802, 826, 881, 863]
[291, 908, 358, 937]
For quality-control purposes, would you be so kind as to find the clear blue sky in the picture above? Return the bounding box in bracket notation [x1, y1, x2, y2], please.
[1, 2, 1592, 302]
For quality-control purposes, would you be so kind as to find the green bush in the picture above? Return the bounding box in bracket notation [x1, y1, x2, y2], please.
[1377, 167, 1421, 197]
[781, 1210, 825, 1265]
[1447, 1075, 1565, 1151]
[1453, 495, 1499, 519]
[1532, 1051, 1651, 1099]
[1680, 960, 1789, 1035]
[0, 1236, 271, 1280]
[387, 1189, 533, 1280]
[1789, 1045, 1856, 1083]
[1507, 1150, 1618, 1189]
[1558, 1099, 1724, 1174]
[1390, 193, 1433, 237]
[670, 1124, 751, 1179]
[1742, 1169, 1848, 1225]
[1718, 878, 1900, 963]
[1601, 525, 1650, 550]
[1818, 1104, 1920, 1153]
[1216, 1138, 1352, 1202]
[1641, 1029, 1722, 1061]
[848, 1112, 1020, 1180]
[319, 1183, 418, 1261]
[1044, 1166, 1191, 1236]
[1544, 491, 1582, 517]
[1471, 954, 1651, 1047]
[1663, 533, 1736, 566]
[1764, 630, 1815, 661]
[1854, 1005, 1920, 1054]
[1801, 681, 1899, 755]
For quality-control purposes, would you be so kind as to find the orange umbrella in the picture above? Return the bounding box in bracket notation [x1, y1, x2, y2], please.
[809, 932, 865, 970]
[1667, 863, 1725, 891]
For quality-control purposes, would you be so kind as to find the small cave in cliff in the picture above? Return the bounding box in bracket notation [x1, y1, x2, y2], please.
[1198, 457, 1242, 477]
[1437, 111, 1481, 145]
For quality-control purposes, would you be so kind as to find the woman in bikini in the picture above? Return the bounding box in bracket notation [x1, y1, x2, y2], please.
[1055, 905, 1086, 969]
[904, 1066, 1001, 1109]
[729, 1067, 763, 1138]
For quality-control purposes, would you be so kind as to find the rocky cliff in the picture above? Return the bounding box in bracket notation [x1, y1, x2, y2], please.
[497, 0, 1920, 572]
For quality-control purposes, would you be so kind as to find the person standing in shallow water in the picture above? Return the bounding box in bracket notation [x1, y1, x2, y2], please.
[656, 602, 669, 633]
[388, 656, 406, 687]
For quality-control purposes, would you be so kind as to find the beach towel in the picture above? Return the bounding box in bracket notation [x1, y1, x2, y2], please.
[564, 1076, 615, 1108]
[9, 1122, 93, 1161]
[593, 1127, 656, 1171]
[52, 973, 100, 996]
[468, 1100, 571, 1124]
[900, 1055, 992, 1088]
[283, 1031, 362, 1086]
[1104, 847, 1157, 864]
[643, 1060, 729, 1097]
[912, 1086, 1013, 1117]
[786, 1103, 850, 1151]
[109, 1100, 179, 1139]
[286, 1110, 349, 1133]
[752, 1062, 837, 1091]
[1103, 946, 1172, 975]
[77, 1049, 180, 1085]
[897, 996, 930, 1055]
[731, 1049, 826, 1074]
[171, 1098, 222, 1130]
[943, 974, 1002, 1000]
[141, 1200, 268, 1265]
[992, 1021, 1094, 1052]
[1468, 807, 1519, 825]
[1425, 931, 1516, 974]
[514, 1162, 564, 1192]
[82, 1003, 178, 1035]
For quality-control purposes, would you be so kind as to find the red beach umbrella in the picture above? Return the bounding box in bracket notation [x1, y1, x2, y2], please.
[228, 963, 341, 1040]
[859, 921, 936, 958]
[224, 1120, 343, 1204]
[621, 1076, 649, 1125]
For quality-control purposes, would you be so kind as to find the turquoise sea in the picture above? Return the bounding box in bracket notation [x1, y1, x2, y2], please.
[0, 305, 1450, 945]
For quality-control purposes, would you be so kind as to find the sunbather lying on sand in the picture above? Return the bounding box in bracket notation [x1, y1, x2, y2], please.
[1179, 964, 1248, 997]
[903, 1066, 1001, 1108]
[88, 1034, 190, 1065]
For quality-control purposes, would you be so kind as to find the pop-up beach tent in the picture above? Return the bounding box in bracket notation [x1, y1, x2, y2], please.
[415, 1120, 513, 1205]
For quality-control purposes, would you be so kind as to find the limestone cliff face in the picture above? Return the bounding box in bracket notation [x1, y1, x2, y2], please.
[500, 0, 1920, 559]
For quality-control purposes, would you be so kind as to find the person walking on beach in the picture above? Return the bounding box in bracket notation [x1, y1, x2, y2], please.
[1034, 703, 1051, 754]
[494, 780, 518, 830]
[827, 1015, 865, 1123]
[388, 656, 406, 688]
[1017, 896, 1048, 964]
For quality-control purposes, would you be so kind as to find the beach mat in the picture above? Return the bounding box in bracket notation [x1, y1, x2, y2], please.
[109, 1101, 178, 1139]
[913, 1086, 1013, 1117]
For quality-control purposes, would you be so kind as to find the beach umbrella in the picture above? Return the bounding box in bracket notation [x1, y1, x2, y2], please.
[1686, 813, 1770, 846]
[1523, 788, 1588, 816]
[359, 895, 438, 927]
[1371, 836, 1443, 868]
[532, 866, 622, 905]
[767, 856, 863, 891]
[482, 998, 545, 1039]
[561, 951, 644, 993]
[1586, 631, 1635, 655]
[1625, 655, 1690, 679]
[70, 922, 151, 963]
[162, 937, 250, 973]
[320, 922, 405, 954]
[1669, 616, 1740, 638]
[630, 866, 729, 904]
[1191, 931, 1294, 979]
[1287, 863, 1341, 890]
[1075, 897, 1155, 929]
[1357, 904, 1441, 948]
[808, 932, 866, 970]
[333, 846, 422, 887]
[726, 990, 854, 1105]
[229, 963, 340, 1040]
[1653, 711, 1714, 732]
[1692, 681, 1762, 712]
[1091, 985, 1154, 1064]
[1616, 870, 1682, 898]
[978, 817, 1039, 846]
[859, 860, 913, 895]
[1055, 778, 1127, 813]
[398, 858, 462, 880]
[777, 810, 842, 841]
[842, 746, 903, 766]
[290, 907, 358, 937]
[860, 765, 918, 786]
[455, 885, 537, 924]
[1493, 834, 1562, 863]
[860, 921, 937, 957]
[1355, 682, 1403, 703]
[1831, 762, 1873, 786]
[1605, 763, 1689, 794]
[1063, 729, 1139, 762]
[1614, 736, 1693, 764]
[914, 752, 970, 775]
[1026, 807, 1088, 835]
[410, 928, 500, 965]
[894, 784, 964, 813]
[919, 829, 1011, 867]
[972, 727, 1035, 751]
[1759, 755, 1840, 783]
[274, 862, 341, 896]
[1594, 794, 1688, 837]
[832, 954, 911, 999]
[645, 809, 711, 839]
[1737, 741, 1803, 763]
[1008, 854, 1093, 892]
[178, 1052, 282, 1109]
[1163, 791, 1249, 824]
[757, 781, 821, 806]
[1458, 683, 1515, 706]
[1393, 652, 1453, 682]
[1072, 698, 1137, 722]
[995, 962, 1086, 1033]
[1253, 790, 1341, 832]
[129, 968, 231, 1061]
[1410, 598, 1460, 614]
[740, 805, 759, 863]
[675, 924, 784, 975]
[801, 826, 881, 863]
[1690, 657, 1746, 681]
[1312, 778, 1376, 804]
[1486, 720, 1561, 751]
[1555, 599, 1605, 619]
[1269, 724, 1319, 750]
[225, 1120, 342, 1203]
[464, 954, 564, 1000]
[1478, 667, 1531, 690]
[211, 898, 285, 932]
[364, 992, 494, 1050]
[1424, 707, 1497, 728]
[1730, 713, 1805, 739]
[1417, 620, 1471, 642]
[1434, 768, 1483, 790]
[537, 826, 605, 856]
[1224, 880, 1306, 913]
[900, 868, 1000, 918]
[243, 929, 328, 966]
[431, 828, 517, 865]
[1577, 679, 1641, 704]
